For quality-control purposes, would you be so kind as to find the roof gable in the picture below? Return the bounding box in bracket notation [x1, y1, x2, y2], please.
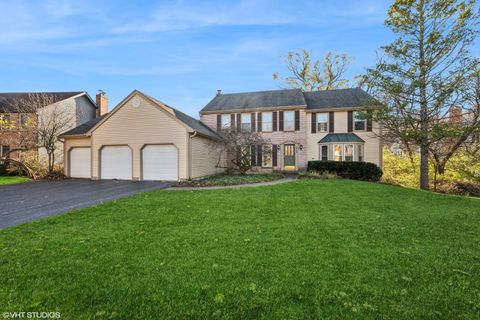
[61, 90, 221, 140]
[0, 92, 90, 113]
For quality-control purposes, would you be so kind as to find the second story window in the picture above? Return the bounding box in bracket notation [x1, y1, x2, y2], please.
[284, 111, 295, 131]
[262, 112, 272, 132]
[354, 112, 366, 131]
[317, 113, 328, 132]
[0, 114, 11, 130]
[241, 113, 251, 131]
[20, 114, 29, 129]
[221, 114, 231, 131]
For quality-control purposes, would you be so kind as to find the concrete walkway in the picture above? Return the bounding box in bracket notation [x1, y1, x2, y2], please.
[167, 177, 296, 191]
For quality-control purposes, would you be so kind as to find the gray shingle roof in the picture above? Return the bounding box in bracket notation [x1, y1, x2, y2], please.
[318, 133, 365, 143]
[201, 89, 306, 112]
[304, 88, 379, 110]
[200, 88, 379, 113]
[60, 115, 106, 137]
[61, 92, 221, 140]
[0, 92, 86, 113]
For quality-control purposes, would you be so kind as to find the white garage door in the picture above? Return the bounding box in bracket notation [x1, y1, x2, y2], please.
[70, 148, 91, 178]
[142, 145, 178, 181]
[101, 146, 132, 180]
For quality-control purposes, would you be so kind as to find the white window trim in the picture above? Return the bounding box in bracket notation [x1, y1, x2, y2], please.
[241, 113, 251, 131]
[283, 111, 295, 131]
[262, 145, 273, 167]
[333, 143, 355, 161]
[319, 144, 328, 161]
[262, 112, 273, 132]
[221, 114, 231, 130]
[317, 113, 328, 132]
[354, 112, 366, 131]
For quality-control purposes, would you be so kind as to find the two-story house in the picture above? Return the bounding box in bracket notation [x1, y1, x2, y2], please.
[60, 88, 381, 181]
[0, 91, 105, 163]
[200, 88, 382, 171]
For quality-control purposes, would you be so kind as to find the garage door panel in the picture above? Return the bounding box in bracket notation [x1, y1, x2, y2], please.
[70, 148, 91, 178]
[142, 145, 178, 181]
[101, 146, 132, 180]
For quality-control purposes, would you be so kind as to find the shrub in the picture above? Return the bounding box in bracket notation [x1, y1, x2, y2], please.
[298, 171, 339, 180]
[307, 161, 383, 182]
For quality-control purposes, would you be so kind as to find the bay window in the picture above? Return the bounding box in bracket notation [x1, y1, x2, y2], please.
[333, 144, 355, 161]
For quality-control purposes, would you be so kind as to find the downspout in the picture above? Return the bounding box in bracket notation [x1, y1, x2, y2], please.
[188, 131, 198, 180]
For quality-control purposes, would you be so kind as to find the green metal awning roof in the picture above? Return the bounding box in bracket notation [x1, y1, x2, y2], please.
[318, 133, 365, 143]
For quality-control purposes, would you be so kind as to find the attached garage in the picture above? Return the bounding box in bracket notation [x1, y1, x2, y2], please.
[100, 146, 132, 180]
[69, 147, 91, 178]
[60, 90, 223, 181]
[142, 145, 178, 181]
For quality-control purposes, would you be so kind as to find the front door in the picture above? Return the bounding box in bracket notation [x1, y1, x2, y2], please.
[284, 144, 296, 168]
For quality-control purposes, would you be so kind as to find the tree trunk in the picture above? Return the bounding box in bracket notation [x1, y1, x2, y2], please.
[418, 0, 429, 190]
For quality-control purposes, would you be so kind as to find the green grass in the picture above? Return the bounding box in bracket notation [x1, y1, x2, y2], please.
[0, 180, 479, 319]
[0, 176, 30, 185]
[174, 173, 285, 187]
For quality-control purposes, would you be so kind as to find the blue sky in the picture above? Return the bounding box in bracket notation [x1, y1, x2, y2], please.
[0, 0, 405, 116]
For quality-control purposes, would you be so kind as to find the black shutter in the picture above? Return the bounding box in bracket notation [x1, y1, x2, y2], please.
[257, 112, 262, 132]
[311, 113, 317, 133]
[250, 145, 256, 166]
[257, 145, 262, 167]
[367, 118, 373, 132]
[230, 114, 235, 131]
[329, 112, 334, 133]
[273, 112, 278, 132]
[279, 111, 284, 131]
[236, 113, 241, 132]
[294, 110, 300, 131]
[347, 111, 353, 132]
[216, 114, 221, 131]
[272, 144, 277, 166]
[251, 113, 256, 132]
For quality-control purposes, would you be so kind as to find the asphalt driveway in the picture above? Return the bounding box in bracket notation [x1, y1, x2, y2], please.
[0, 179, 172, 229]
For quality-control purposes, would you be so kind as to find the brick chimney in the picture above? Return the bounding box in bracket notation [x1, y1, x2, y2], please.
[96, 90, 108, 117]
[448, 106, 462, 126]
[216, 89, 222, 95]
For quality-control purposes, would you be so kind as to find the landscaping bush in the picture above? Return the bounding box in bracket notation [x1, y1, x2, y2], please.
[298, 170, 339, 180]
[307, 161, 383, 182]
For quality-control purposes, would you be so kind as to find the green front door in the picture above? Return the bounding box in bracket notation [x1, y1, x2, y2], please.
[284, 144, 296, 168]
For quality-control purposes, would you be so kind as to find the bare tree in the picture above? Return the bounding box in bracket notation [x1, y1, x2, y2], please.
[273, 50, 352, 91]
[209, 129, 270, 175]
[1, 93, 76, 175]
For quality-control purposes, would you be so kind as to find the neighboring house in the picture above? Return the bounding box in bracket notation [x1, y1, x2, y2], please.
[60, 90, 223, 181]
[0, 91, 101, 163]
[61, 88, 382, 182]
[200, 88, 383, 171]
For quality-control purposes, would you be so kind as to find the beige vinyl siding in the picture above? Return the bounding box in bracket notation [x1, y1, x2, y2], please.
[306, 111, 382, 167]
[90, 93, 189, 180]
[191, 135, 225, 178]
[63, 137, 92, 177]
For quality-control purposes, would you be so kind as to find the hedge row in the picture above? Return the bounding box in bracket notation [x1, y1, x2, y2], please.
[307, 161, 383, 182]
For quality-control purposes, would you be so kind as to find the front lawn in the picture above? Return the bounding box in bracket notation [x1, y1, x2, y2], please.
[0, 180, 479, 319]
[174, 173, 285, 187]
[0, 176, 30, 185]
